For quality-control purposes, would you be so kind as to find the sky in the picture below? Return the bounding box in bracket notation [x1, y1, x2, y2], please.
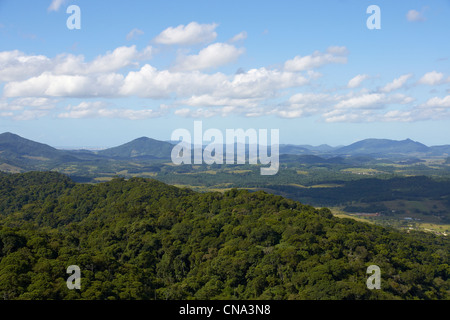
[0, 0, 449, 148]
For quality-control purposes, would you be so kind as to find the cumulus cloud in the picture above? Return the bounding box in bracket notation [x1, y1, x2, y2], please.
[58, 101, 167, 120]
[284, 46, 348, 72]
[0, 50, 52, 82]
[154, 22, 218, 45]
[335, 93, 386, 109]
[271, 93, 332, 118]
[2, 31, 449, 124]
[347, 74, 369, 88]
[418, 71, 445, 85]
[0, 45, 152, 84]
[379, 74, 413, 93]
[421, 95, 450, 108]
[52, 45, 153, 75]
[173, 43, 245, 71]
[335, 93, 413, 110]
[174, 107, 236, 118]
[4, 72, 124, 98]
[119, 64, 229, 99]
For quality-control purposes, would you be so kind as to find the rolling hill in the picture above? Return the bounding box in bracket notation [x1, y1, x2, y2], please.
[97, 136, 174, 159]
[0, 132, 79, 167]
[0, 171, 449, 300]
[335, 138, 431, 156]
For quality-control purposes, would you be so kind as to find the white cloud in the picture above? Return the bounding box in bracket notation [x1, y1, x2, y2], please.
[381, 110, 415, 122]
[347, 74, 369, 88]
[272, 93, 332, 119]
[173, 43, 244, 71]
[0, 50, 52, 81]
[406, 9, 426, 22]
[421, 95, 450, 108]
[154, 22, 218, 45]
[182, 95, 259, 109]
[175, 107, 224, 118]
[418, 71, 445, 85]
[119, 63, 309, 101]
[284, 46, 348, 72]
[336, 93, 413, 109]
[5, 38, 448, 123]
[229, 31, 247, 43]
[126, 28, 144, 41]
[53, 45, 153, 75]
[335, 93, 386, 109]
[0, 46, 152, 84]
[48, 0, 67, 12]
[119, 64, 228, 99]
[288, 92, 331, 105]
[3, 72, 126, 98]
[379, 74, 413, 93]
[225, 68, 309, 98]
[58, 101, 167, 120]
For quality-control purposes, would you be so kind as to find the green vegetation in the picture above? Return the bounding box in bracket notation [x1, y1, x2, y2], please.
[0, 172, 449, 300]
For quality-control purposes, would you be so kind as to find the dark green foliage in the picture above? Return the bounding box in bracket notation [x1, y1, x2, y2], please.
[0, 172, 449, 300]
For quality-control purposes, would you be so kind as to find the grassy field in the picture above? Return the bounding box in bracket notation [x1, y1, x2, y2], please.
[329, 206, 449, 236]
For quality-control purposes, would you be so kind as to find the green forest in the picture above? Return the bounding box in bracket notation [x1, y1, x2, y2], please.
[0, 171, 449, 300]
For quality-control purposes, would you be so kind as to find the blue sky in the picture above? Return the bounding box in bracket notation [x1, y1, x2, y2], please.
[0, 0, 449, 148]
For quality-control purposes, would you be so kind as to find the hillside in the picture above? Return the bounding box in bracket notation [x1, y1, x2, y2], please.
[0, 171, 449, 300]
[0, 132, 72, 161]
[97, 137, 174, 159]
[335, 138, 430, 156]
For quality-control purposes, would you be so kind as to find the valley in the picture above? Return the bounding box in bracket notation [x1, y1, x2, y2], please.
[1, 132, 450, 235]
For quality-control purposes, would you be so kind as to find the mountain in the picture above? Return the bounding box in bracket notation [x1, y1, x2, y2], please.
[0, 132, 78, 164]
[334, 138, 430, 156]
[279, 144, 312, 155]
[279, 144, 337, 155]
[429, 145, 450, 156]
[97, 136, 174, 159]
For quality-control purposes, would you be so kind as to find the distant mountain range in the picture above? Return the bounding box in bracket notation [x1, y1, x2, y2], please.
[0, 132, 449, 172]
[281, 138, 450, 157]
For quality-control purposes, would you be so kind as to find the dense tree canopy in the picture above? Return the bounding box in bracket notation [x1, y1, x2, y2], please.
[0, 172, 448, 300]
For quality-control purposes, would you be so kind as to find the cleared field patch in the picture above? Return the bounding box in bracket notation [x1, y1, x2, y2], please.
[288, 183, 343, 188]
[225, 169, 253, 174]
[310, 183, 344, 188]
[288, 183, 307, 188]
[341, 168, 385, 175]
[329, 207, 376, 224]
[94, 176, 114, 182]
[138, 172, 157, 177]
[22, 155, 50, 161]
[0, 163, 23, 173]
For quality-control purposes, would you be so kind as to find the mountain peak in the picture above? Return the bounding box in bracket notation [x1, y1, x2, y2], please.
[0, 132, 63, 159]
[335, 138, 430, 155]
[98, 136, 173, 159]
[0, 132, 21, 139]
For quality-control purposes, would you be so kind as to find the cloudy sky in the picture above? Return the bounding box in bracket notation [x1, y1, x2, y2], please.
[0, 0, 449, 148]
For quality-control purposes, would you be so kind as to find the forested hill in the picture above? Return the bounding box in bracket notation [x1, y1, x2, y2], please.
[0, 172, 449, 300]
